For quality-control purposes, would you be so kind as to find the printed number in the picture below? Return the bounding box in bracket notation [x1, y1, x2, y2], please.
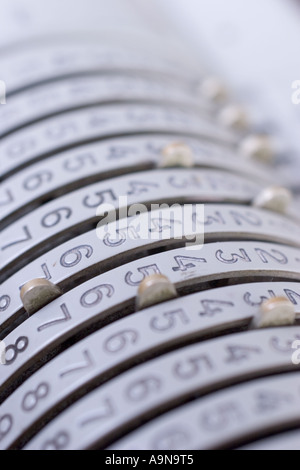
[126, 181, 159, 196]
[60, 245, 93, 268]
[63, 153, 96, 172]
[224, 345, 261, 363]
[243, 290, 276, 307]
[152, 428, 190, 450]
[1, 226, 31, 251]
[107, 146, 136, 160]
[126, 376, 161, 402]
[37, 304, 71, 332]
[270, 335, 300, 353]
[23, 171, 52, 191]
[5, 336, 29, 365]
[79, 398, 114, 427]
[41, 207, 72, 228]
[172, 255, 206, 272]
[150, 309, 189, 331]
[7, 138, 35, 159]
[193, 211, 225, 226]
[41, 263, 52, 281]
[198, 300, 234, 317]
[254, 391, 292, 413]
[216, 248, 251, 264]
[45, 122, 77, 140]
[229, 210, 262, 227]
[80, 284, 114, 308]
[0, 189, 14, 206]
[59, 350, 94, 378]
[0, 415, 13, 442]
[0, 295, 10, 312]
[104, 330, 138, 353]
[168, 175, 201, 189]
[22, 382, 50, 412]
[125, 264, 161, 286]
[82, 189, 116, 208]
[201, 403, 243, 431]
[42, 431, 70, 450]
[254, 248, 288, 265]
[174, 354, 213, 379]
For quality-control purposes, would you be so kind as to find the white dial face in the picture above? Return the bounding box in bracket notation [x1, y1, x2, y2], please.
[1, 0, 299, 452]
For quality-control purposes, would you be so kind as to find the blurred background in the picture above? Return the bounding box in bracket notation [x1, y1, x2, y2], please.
[1, 0, 299, 188]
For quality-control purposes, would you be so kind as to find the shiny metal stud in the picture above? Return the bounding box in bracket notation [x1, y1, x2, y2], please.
[20, 279, 62, 315]
[160, 142, 195, 168]
[136, 274, 177, 310]
[239, 134, 273, 163]
[254, 297, 296, 328]
[218, 104, 248, 131]
[200, 77, 228, 103]
[253, 186, 292, 214]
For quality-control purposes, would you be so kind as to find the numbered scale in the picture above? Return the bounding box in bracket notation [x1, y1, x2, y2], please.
[0, 20, 299, 451]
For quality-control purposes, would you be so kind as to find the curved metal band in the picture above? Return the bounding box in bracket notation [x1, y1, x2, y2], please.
[107, 372, 300, 450]
[0, 136, 276, 227]
[1, 43, 200, 96]
[0, 283, 299, 449]
[1, 240, 300, 396]
[0, 104, 236, 179]
[16, 327, 300, 450]
[1, 204, 300, 336]
[0, 168, 263, 278]
[0, 74, 211, 138]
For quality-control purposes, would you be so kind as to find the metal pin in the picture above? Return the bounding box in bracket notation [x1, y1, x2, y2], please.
[200, 77, 228, 103]
[218, 104, 248, 131]
[136, 274, 177, 310]
[160, 142, 195, 168]
[20, 279, 62, 315]
[254, 297, 296, 328]
[253, 186, 292, 214]
[239, 135, 273, 163]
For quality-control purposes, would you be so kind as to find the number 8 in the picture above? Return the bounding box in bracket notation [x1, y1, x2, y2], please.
[5, 336, 29, 365]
